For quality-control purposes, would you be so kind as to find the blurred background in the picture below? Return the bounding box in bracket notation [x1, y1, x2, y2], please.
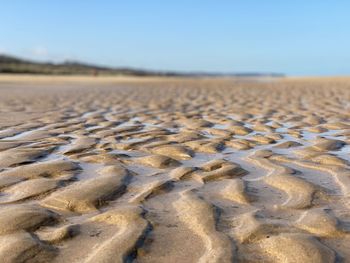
[1, 1, 349, 76]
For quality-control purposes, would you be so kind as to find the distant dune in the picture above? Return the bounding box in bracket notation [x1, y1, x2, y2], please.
[0, 54, 284, 77]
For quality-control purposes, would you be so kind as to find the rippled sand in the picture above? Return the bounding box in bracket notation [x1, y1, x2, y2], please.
[0, 76, 350, 262]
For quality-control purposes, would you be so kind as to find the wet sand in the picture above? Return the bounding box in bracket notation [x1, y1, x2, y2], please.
[0, 76, 350, 262]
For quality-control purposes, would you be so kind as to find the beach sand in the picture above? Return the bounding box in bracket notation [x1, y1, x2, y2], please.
[0, 75, 349, 262]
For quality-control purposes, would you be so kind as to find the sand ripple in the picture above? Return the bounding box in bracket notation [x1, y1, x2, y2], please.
[0, 77, 349, 262]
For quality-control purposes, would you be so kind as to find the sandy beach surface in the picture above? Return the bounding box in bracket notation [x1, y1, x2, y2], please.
[0, 75, 349, 262]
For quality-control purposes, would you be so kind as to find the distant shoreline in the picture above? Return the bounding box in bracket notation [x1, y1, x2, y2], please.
[1, 74, 350, 87]
[0, 54, 284, 78]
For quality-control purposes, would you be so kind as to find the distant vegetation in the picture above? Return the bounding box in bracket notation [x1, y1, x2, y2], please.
[0, 54, 173, 76]
[0, 54, 284, 77]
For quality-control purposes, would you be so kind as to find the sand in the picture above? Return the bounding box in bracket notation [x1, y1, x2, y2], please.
[0, 75, 349, 262]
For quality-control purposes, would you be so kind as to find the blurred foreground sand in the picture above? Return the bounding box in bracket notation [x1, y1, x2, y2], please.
[0, 76, 349, 262]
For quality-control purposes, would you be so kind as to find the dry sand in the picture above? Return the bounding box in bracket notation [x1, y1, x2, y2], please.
[0, 75, 349, 262]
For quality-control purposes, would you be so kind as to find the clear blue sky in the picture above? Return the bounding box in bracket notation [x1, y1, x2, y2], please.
[1, 1, 349, 75]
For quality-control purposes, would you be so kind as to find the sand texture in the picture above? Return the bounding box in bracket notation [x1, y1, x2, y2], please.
[0, 76, 350, 262]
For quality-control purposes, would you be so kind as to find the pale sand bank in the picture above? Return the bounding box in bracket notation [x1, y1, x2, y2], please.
[0, 77, 349, 262]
